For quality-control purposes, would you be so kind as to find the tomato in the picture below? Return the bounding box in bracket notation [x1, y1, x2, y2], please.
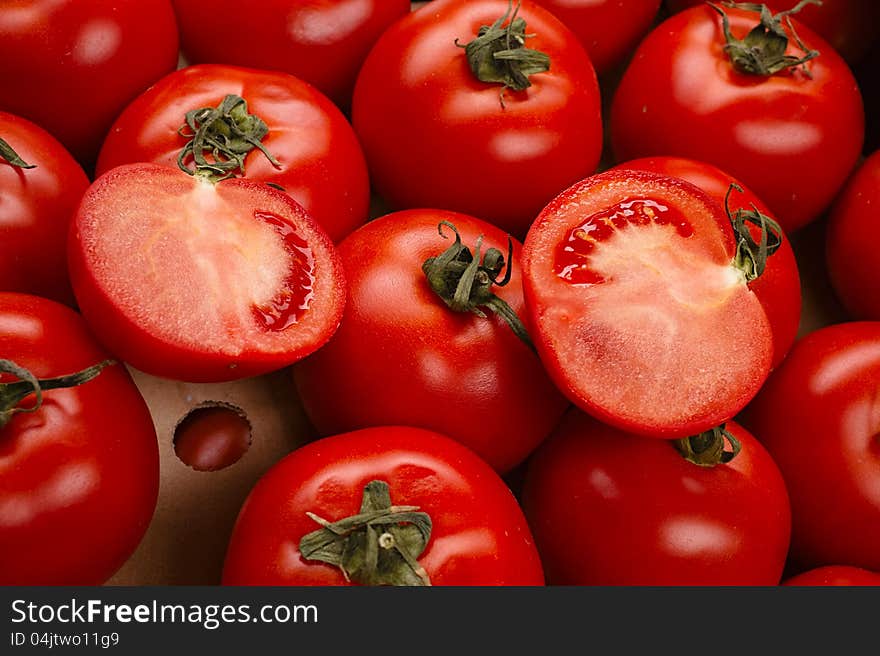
[222, 425, 545, 586]
[292, 209, 569, 473]
[0, 112, 89, 306]
[612, 156, 802, 368]
[532, 0, 661, 73]
[611, 3, 864, 233]
[521, 169, 779, 438]
[69, 163, 346, 383]
[826, 150, 880, 320]
[665, 0, 880, 64]
[521, 410, 790, 585]
[783, 565, 880, 587]
[352, 0, 603, 238]
[171, 0, 411, 109]
[743, 322, 880, 572]
[0, 0, 179, 169]
[0, 293, 158, 585]
[96, 64, 370, 243]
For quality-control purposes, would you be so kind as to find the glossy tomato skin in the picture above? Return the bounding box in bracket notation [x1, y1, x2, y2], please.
[171, 0, 411, 108]
[0, 0, 179, 169]
[521, 169, 774, 439]
[293, 209, 569, 474]
[0, 293, 159, 585]
[222, 426, 545, 586]
[352, 0, 603, 239]
[826, 151, 880, 320]
[612, 156, 802, 368]
[521, 410, 791, 585]
[743, 322, 880, 572]
[611, 5, 864, 233]
[0, 112, 89, 305]
[96, 64, 370, 243]
[783, 565, 880, 587]
[533, 0, 661, 73]
[665, 0, 880, 64]
[69, 164, 346, 383]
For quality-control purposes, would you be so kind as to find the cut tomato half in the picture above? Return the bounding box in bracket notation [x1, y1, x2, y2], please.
[69, 163, 345, 382]
[521, 170, 773, 438]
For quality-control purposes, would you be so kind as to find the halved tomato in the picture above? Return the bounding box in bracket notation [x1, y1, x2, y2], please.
[521, 169, 776, 438]
[69, 164, 345, 382]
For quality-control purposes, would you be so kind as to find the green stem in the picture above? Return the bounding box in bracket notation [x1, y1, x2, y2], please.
[177, 94, 281, 183]
[724, 183, 783, 281]
[422, 221, 535, 352]
[299, 481, 432, 586]
[0, 359, 115, 430]
[673, 424, 742, 467]
[0, 138, 35, 169]
[710, 1, 820, 76]
[455, 0, 550, 107]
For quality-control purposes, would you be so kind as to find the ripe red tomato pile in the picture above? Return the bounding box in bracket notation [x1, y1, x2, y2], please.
[2, 0, 880, 587]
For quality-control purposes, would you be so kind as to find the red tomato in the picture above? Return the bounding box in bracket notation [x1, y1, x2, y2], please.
[533, 0, 661, 73]
[826, 150, 880, 320]
[171, 0, 411, 108]
[0, 293, 159, 585]
[521, 410, 791, 585]
[743, 322, 880, 572]
[292, 209, 569, 473]
[665, 0, 880, 64]
[69, 163, 346, 383]
[352, 0, 603, 238]
[96, 64, 370, 243]
[0, 112, 89, 305]
[522, 169, 778, 438]
[611, 4, 864, 233]
[783, 565, 880, 587]
[612, 156, 802, 368]
[222, 426, 545, 586]
[0, 0, 179, 169]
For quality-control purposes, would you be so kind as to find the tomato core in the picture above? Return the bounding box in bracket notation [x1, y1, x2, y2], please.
[252, 210, 316, 331]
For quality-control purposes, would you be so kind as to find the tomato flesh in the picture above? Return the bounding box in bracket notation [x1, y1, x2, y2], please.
[70, 164, 345, 382]
[523, 171, 773, 437]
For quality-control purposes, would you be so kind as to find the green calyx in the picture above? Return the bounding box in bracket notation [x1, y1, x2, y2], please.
[674, 424, 742, 467]
[0, 137, 35, 169]
[710, 1, 820, 76]
[0, 359, 115, 431]
[177, 94, 280, 183]
[299, 480, 433, 587]
[724, 183, 783, 281]
[455, 0, 551, 107]
[422, 221, 535, 352]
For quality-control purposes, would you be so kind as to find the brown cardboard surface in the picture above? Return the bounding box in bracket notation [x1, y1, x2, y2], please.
[106, 368, 311, 585]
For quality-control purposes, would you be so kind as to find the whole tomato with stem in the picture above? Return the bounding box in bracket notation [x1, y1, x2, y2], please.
[665, 0, 880, 64]
[293, 208, 569, 473]
[521, 409, 791, 585]
[521, 169, 784, 438]
[533, 0, 661, 74]
[743, 322, 880, 572]
[826, 150, 880, 321]
[0, 0, 179, 169]
[611, 2, 864, 233]
[612, 156, 801, 368]
[0, 293, 159, 585]
[171, 0, 411, 109]
[222, 426, 545, 586]
[352, 0, 604, 239]
[0, 112, 89, 306]
[97, 64, 370, 243]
